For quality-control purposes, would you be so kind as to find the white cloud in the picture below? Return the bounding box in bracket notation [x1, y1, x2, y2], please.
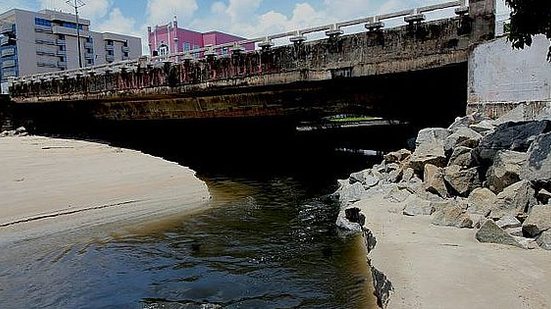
[145, 0, 198, 26]
[225, 0, 261, 22]
[211, 1, 226, 14]
[95, 7, 150, 55]
[95, 7, 138, 36]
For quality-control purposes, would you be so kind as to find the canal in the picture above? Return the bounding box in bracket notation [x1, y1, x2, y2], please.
[0, 119, 416, 308]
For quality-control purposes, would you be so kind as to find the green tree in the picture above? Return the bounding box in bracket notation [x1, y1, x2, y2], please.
[505, 0, 551, 60]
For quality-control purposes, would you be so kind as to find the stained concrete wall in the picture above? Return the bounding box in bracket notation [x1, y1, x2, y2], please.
[468, 35, 551, 117]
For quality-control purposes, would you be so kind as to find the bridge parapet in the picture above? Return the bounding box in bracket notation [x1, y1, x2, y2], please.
[9, 0, 495, 112]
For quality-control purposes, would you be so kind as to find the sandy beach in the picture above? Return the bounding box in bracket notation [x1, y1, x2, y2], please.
[357, 195, 551, 309]
[0, 136, 210, 244]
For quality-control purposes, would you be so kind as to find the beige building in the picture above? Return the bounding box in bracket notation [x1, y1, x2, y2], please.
[0, 8, 141, 84]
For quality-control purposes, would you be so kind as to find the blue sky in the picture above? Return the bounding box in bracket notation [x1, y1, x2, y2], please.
[1, 0, 510, 54]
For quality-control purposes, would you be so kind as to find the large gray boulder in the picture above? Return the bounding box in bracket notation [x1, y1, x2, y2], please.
[398, 175, 424, 195]
[339, 182, 366, 204]
[444, 165, 481, 197]
[470, 120, 496, 135]
[467, 187, 497, 216]
[491, 180, 537, 219]
[448, 113, 489, 132]
[364, 175, 380, 190]
[423, 164, 448, 198]
[522, 205, 551, 237]
[384, 149, 411, 164]
[444, 127, 483, 153]
[496, 214, 522, 229]
[431, 206, 473, 228]
[494, 104, 551, 125]
[494, 105, 530, 125]
[336, 207, 364, 233]
[520, 132, 551, 185]
[448, 146, 475, 168]
[474, 121, 550, 164]
[536, 230, 551, 250]
[409, 128, 450, 172]
[430, 199, 456, 213]
[384, 184, 412, 203]
[486, 151, 527, 193]
[349, 170, 368, 184]
[475, 220, 524, 248]
[403, 195, 433, 216]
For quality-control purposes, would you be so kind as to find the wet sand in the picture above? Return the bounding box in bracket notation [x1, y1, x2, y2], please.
[357, 195, 551, 309]
[0, 136, 210, 244]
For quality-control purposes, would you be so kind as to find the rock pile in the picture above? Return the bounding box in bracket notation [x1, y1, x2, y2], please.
[336, 106, 551, 250]
[0, 126, 27, 137]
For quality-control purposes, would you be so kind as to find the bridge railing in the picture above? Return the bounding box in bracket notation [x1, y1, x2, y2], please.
[10, 0, 468, 85]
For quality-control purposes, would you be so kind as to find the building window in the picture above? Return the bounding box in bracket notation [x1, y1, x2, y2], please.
[86, 59, 93, 65]
[107, 50, 114, 56]
[59, 45, 65, 51]
[222, 47, 228, 55]
[86, 37, 93, 43]
[123, 52, 129, 58]
[123, 41, 128, 47]
[106, 40, 114, 46]
[183, 42, 191, 51]
[35, 18, 52, 27]
[193, 44, 200, 50]
[158, 44, 169, 56]
[61, 22, 83, 30]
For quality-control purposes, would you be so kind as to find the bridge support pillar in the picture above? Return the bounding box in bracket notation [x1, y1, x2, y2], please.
[469, 0, 496, 42]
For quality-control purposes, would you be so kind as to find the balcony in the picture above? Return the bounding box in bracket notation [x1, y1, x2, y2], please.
[85, 53, 94, 60]
[2, 69, 17, 78]
[37, 61, 57, 68]
[1, 48, 15, 57]
[47, 11, 90, 26]
[0, 23, 15, 34]
[57, 61, 67, 68]
[36, 39, 55, 45]
[34, 25, 52, 33]
[121, 46, 129, 53]
[2, 60, 16, 69]
[1, 36, 14, 46]
[84, 42, 93, 49]
[52, 26, 89, 37]
[56, 39, 66, 45]
[36, 50, 56, 56]
[105, 44, 114, 51]
[56, 50, 67, 56]
[105, 54, 115, 62]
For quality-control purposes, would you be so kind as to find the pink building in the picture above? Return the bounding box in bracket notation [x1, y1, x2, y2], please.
[148, 17, 254, 57]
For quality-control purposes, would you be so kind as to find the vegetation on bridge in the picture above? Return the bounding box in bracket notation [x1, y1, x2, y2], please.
[506, 0, 551, 60]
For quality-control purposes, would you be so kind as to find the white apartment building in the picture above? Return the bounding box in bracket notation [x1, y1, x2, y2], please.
[0, 8, 141, 84]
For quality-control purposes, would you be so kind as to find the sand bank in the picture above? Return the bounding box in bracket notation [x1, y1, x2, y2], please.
[357, 195, 551, 309]
[0, 136, 210, 244]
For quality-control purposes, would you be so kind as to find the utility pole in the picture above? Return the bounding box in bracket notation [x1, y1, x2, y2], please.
[66, 0, 86, 68]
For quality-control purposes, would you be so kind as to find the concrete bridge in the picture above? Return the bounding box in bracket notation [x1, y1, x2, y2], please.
[7, 0, 495, 128]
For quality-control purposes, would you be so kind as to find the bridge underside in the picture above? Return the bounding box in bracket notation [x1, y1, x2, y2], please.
[15, 63, 467, 133]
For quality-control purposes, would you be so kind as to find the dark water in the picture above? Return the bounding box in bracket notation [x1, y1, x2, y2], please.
[0, 121, 416, 309]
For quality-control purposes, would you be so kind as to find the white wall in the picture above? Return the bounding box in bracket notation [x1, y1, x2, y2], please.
[468, 35, 551, 105]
